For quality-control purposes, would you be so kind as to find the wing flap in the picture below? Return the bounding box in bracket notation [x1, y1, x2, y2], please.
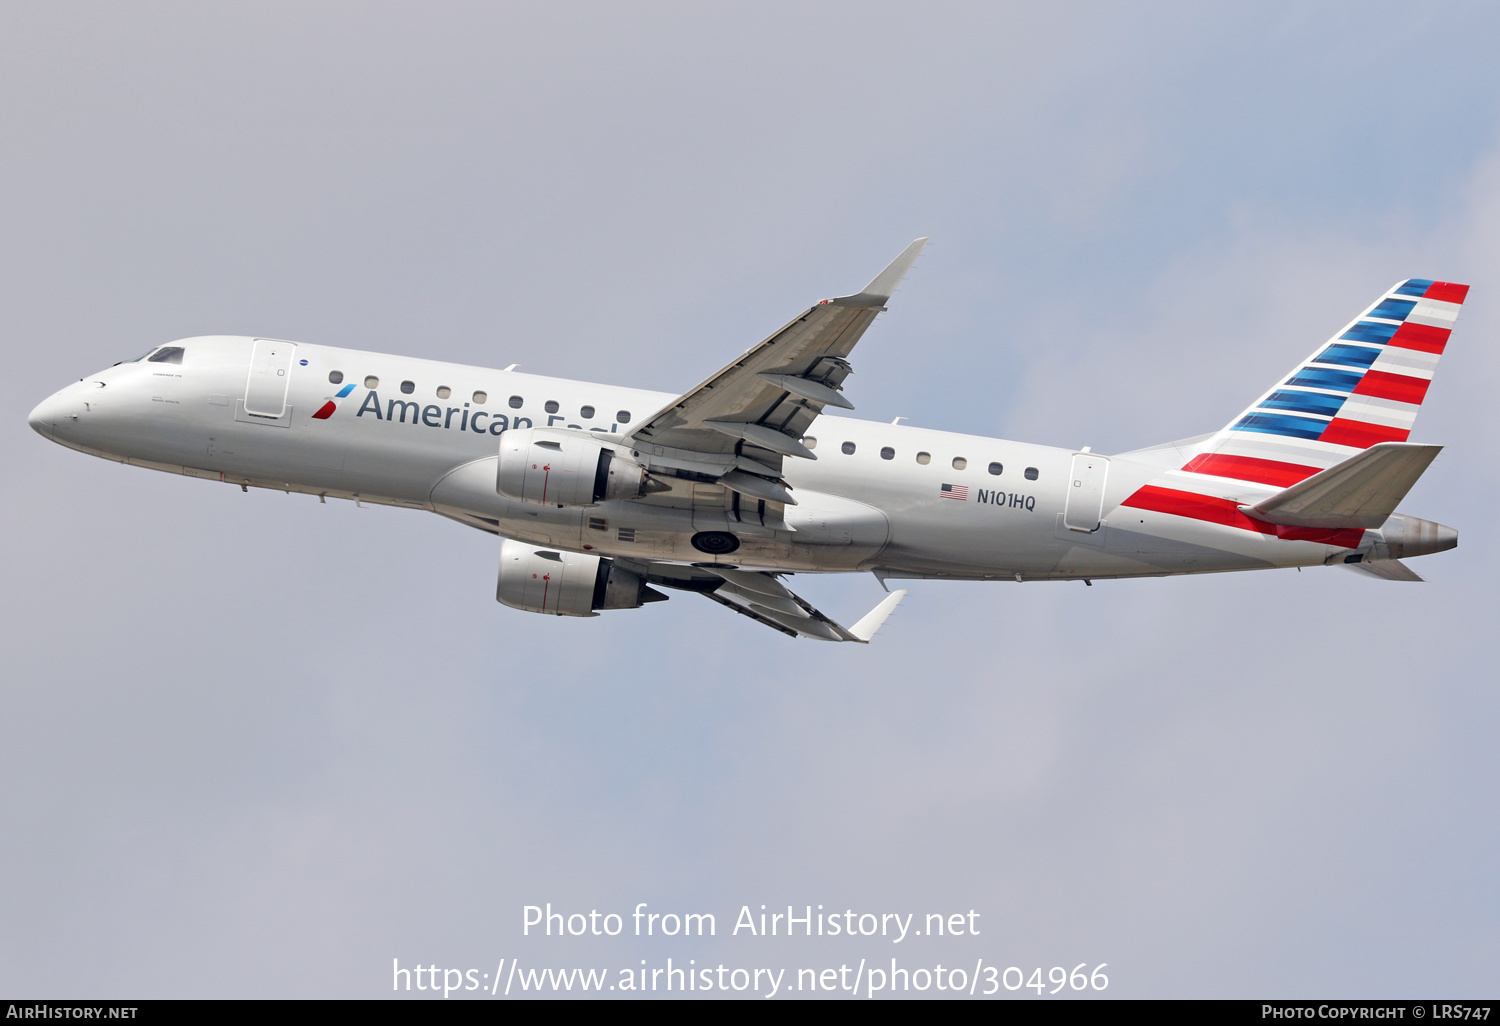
[618, 558, 904, 641]
[701, 590, 801, 637]
[704, 569, 858, 641]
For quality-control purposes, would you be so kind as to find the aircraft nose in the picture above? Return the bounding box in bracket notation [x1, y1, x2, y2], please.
[29, 386, 85, 440]
[28, 395, 57, 437]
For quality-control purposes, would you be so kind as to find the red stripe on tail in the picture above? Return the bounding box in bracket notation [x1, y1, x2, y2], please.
[1122, 485, 1364, 548]
[1352, 370, 1431, 405]
[1319, 418, 1410, 448]
[1181, 453, 1321, 487]
[1423, 281, 1469, 304]
[1388, 321, 1450, 354]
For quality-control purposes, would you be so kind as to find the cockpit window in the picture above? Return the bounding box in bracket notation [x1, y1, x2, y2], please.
[146, 347, 185, 364]
[117, 348, 155, 365]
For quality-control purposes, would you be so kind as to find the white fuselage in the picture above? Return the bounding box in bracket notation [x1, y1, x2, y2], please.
[29, 336, 1372, 581]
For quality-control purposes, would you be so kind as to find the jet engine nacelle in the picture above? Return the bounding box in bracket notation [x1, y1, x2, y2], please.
[496, 538, 666, 617]
[496, 427, 652, 507]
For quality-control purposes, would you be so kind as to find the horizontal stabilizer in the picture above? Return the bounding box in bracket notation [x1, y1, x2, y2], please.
[1242, 442, 1441, 529]
[1340, 558, 1424, 582]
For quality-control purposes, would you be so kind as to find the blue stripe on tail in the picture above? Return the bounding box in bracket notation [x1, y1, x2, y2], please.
[1231, 412, 1329, 439]
[1258, 390, 1348, 417]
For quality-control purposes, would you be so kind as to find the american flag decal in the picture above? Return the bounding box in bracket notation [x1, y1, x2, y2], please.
[940, 483, 968, 500]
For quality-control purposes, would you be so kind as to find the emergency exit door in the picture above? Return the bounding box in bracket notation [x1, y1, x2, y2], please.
[243, 339, 296, 418]
[1063, 452, 1109, 532]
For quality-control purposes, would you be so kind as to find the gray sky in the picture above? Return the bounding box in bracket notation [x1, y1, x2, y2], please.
[2, 1, 1497, 998]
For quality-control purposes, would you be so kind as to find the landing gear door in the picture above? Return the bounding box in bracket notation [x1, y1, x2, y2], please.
[244, 339, 296, 418]
[1063, 452, 1109, 533]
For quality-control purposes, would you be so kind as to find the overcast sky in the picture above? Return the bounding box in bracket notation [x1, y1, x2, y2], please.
[3, 1, 1497, 999]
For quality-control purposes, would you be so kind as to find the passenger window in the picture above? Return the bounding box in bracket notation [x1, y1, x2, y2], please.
[400, 380, 415, 394]
[147, 347, 184, 364]
[803, 437, 817, 450]
[436, 386, 452, 399]
[328, 370, 344, 385]
[880, 446, 895, 460]
[916, 451, 931, 465]
[580, 405, 595, 419]
[842, 441, 856, 455]
[545, 400, 559, 414]
[509, 395, 524, 409]
[988, 462, 1003, 476]
[616, 410, 632, 423]
[472, 391, 488, 404]
[952, 457, 967, 470]
[365, 375, 379, 389]
[1024, 467, 1039, 480]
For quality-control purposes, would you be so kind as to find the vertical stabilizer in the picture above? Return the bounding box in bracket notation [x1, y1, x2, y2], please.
[1177, 279, 1466, 491]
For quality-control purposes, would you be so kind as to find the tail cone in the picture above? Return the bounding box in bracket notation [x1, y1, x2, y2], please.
[1380, 513, 1458, 558]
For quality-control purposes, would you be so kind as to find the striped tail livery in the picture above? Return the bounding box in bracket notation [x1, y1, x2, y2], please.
[1121, 279, 1464, 579]
[1187, 279, 1465, 486]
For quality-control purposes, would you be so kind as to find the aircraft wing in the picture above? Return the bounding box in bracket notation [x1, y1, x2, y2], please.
[615, 558, 907, 642]
[622, 239, 928, 499]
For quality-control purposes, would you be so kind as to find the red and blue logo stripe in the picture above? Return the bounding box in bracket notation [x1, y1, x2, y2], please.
[312, 382, 357, 420]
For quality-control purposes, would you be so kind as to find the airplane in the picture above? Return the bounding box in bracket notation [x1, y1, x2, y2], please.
[27, 239, 1463, 642]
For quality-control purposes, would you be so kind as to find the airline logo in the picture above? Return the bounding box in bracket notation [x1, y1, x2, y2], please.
[311, 382, 356, 420]
[308, 386, 535, 436]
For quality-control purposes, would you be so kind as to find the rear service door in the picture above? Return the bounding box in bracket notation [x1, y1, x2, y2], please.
[244, 339, 296, 418]
[1063, 452, 1109, 532]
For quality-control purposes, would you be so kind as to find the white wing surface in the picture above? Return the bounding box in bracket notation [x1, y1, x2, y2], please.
[623, 239, 928, 498]
[614, 558, 907, 642]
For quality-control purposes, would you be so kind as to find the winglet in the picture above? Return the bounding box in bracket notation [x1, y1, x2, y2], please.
[849, 588, 908, 642]
[837, 238, 929, 306]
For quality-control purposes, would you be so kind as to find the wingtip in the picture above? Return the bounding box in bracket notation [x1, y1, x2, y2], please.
[842, 238, 930, 306]
[849, 588, 908, 642]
